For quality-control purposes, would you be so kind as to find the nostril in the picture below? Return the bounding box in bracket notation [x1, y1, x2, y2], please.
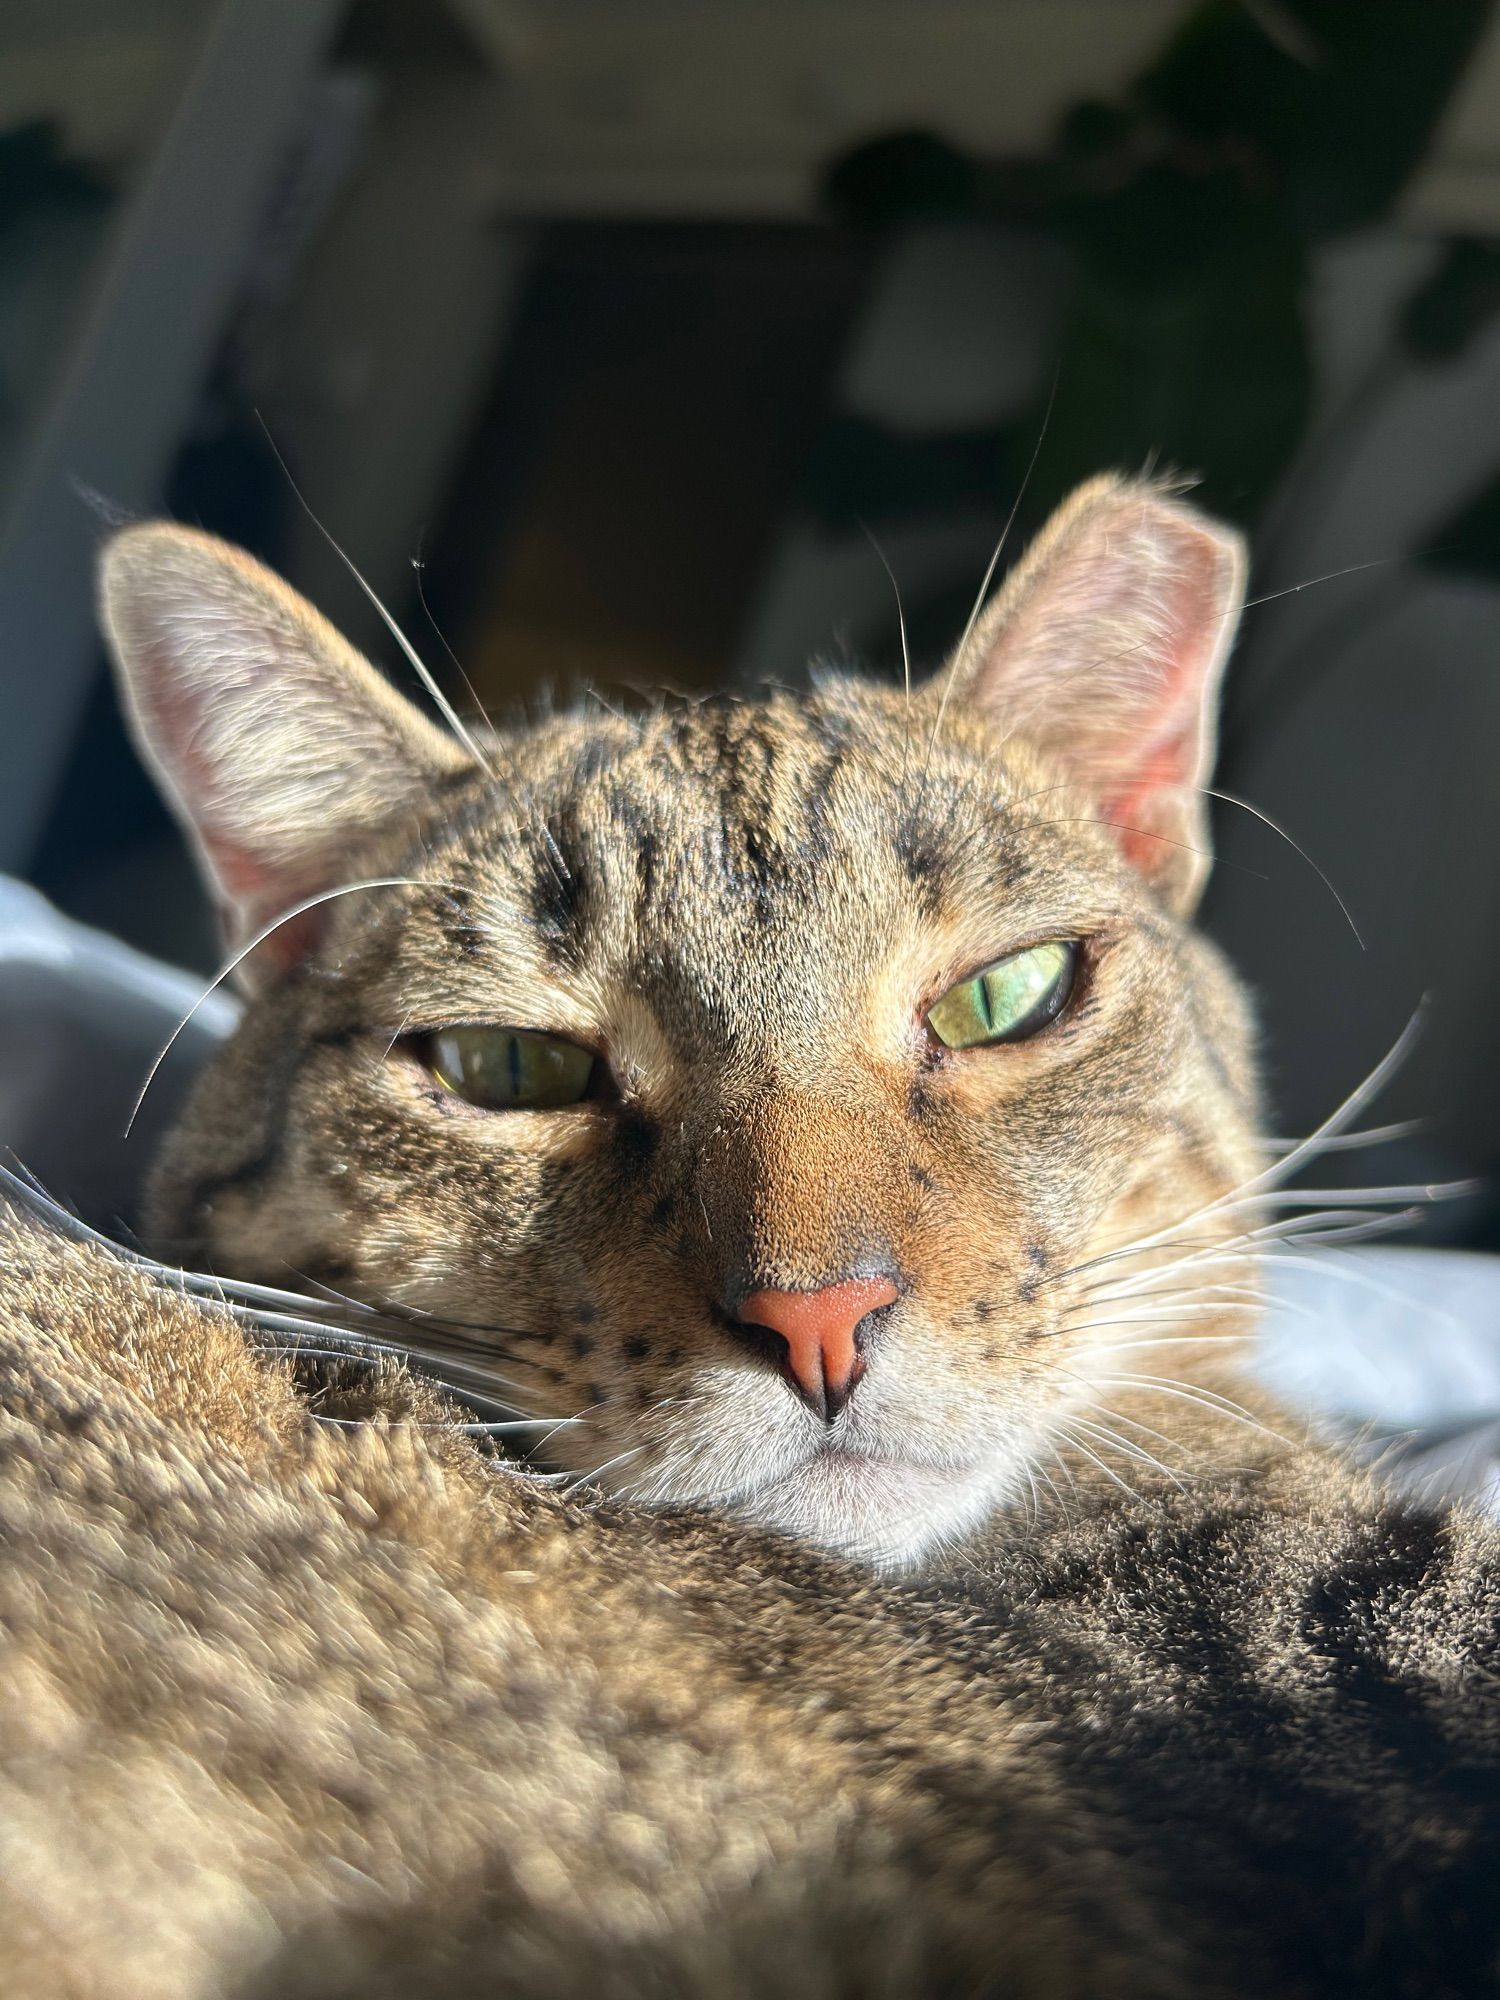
[732, 1274, 900, 1421]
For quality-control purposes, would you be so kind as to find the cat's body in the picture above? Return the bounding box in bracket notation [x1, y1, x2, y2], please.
[3, 1193, 1500, 1999]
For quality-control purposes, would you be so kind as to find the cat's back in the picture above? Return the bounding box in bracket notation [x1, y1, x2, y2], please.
[943, 1454, 1500, 1996]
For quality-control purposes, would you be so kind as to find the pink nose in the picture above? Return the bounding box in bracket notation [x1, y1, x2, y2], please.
[737, 1275, 899, 1420]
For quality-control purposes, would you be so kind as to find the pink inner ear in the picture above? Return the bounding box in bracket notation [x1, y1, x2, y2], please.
[1100, 715, 1203, 875]
[1090, 550, 1221, 879]
[139, 648, 331, 971]
[205, 844, 328, 970]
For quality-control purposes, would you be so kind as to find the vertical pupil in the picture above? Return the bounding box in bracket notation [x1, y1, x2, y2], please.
[974, 971, 995, 1034]
[431, 1028, 595, 1106]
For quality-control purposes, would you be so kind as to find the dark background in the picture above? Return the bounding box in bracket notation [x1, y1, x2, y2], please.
[3, 0, 1499, 1245]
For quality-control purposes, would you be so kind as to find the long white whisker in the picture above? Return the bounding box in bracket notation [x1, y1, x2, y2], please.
[1046, 1015, 1429, 1297]
[1063, 1413, 1189, 1490]
[257, 415, 495, 775]
[1197, 1179, 1469, 1214]
[922, 376, 1057, 779]
[124, 876, 448, 1138]
[1085, 1373, 1287, 1442]
[1069, 1286, 1268, 1321]
[567, 1444, 646, 1496]
[1091, 1207, 1423, 1301]
[1, 1164, 577, 1419]
[1267, 1245, 1474, 1327]
[1068, 1395, 1194, 1457]
[861, 524, 912, 706]
[263, 1363, 571, 1436]
[1061, 1320, 1256, 1345]
[1048, 1423, 1146, 1503]
[1231, 1013, 1428, 1199]
[1201, 784, 1363, 948]
[1261, 1120, 1421, 1156]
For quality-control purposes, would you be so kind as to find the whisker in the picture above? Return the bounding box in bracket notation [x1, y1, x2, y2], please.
[259, 1358, 572, 1437]
[1085, 1373, 1288, 1443]
[1232, 1013, 1428, 1198]
[1261, 1120, 1422, 1156]
[1067, 1394, 1194, 1460]
[534, 1398, 609, 1455]
[123, 877, 454, 1138]
[921, 375, 1057, 788]
[411, 545, 500, 742]
[1011, 777, 1364, 947]
[1265, 1245, 1474, 1328]
[568, 1443, 647, 1496]
[1024, 815, 1252, 874]
[1076, 1335, 1261, 1355]
[1070, 1282, 1269, 1317]
[1072, 1202, 1426, 1303]
[1, 1163, 575, 1419]
[1167, 1178, 1468, 1216]
[1044, 1014, 1430, 1295]
[1047, 1423, 1146, 1504]
[1061, 1228, 1278, 1296]
[1061, 1320, 1255, 1345]
[860, 523, 913, 708]
[1200, 785, 1363, 948]
[1045, 1439, 1081, 1502]
[585, 685, 627, 722]
[257, 415, 495, 776]
[1062, 1413, 1189, 1491]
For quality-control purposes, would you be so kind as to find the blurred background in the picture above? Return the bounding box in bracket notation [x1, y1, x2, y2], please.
[2, 0, 1499, 1245]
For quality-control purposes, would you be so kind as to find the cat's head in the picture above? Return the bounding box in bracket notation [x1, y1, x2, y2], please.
[102, 475, 1260, 1569]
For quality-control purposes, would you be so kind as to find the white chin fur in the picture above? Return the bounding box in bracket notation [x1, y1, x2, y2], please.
[731, 1451, 1015, 1573]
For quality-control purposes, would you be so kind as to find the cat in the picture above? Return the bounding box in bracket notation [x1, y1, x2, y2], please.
[3, 1183, 1499, 1999]
[6, 478, 1499, 1997]
[100, 474, 1277, 1573]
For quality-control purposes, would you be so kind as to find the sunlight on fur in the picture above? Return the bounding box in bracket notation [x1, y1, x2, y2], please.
[95, 473, 1401, 1572]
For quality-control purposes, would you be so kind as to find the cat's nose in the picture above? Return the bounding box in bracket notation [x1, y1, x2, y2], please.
[734, 1276, 899, 1422]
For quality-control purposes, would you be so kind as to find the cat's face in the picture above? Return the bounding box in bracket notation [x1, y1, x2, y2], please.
[103, 476, 1260, 1569]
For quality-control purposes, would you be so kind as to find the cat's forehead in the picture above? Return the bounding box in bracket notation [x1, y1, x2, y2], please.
[469, 681, 1003, 846]
[428, 679, 1058, 942]
[544, 681, 922, 831]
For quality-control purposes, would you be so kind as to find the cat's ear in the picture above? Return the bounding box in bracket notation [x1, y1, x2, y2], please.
[931, 475, 1247, 913]
[99, 523, 472, 976]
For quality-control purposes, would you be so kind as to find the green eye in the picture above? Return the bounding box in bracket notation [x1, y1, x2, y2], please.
[426, 1026, 597, 1109]
[926, 941, 1078, 1050]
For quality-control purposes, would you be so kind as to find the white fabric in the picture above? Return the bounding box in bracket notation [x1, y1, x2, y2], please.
[1256, 1249, 1500, 1509]
[0, 878, 235, 1224]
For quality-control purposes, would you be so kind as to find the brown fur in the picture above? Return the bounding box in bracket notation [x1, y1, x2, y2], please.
[4, 1195, 1500, 1997]
[103, 477, 1273, 1570]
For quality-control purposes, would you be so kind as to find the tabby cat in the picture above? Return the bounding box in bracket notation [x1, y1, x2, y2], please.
[2, 476, 1497, 1998]
[102, 474, 1271, 1572]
